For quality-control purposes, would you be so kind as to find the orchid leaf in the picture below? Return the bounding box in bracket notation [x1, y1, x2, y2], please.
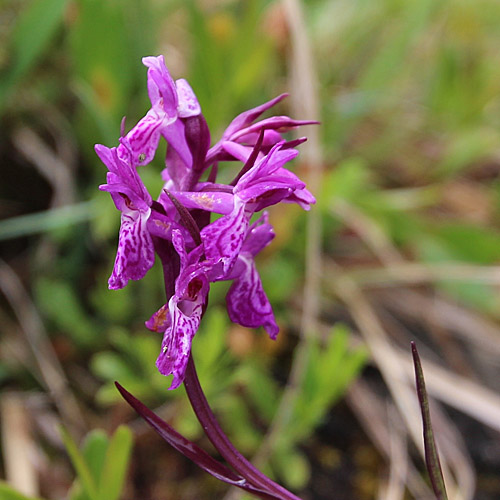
[115, 382, 279, 500]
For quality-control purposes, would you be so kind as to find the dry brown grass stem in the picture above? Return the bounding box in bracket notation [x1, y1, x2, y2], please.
[328, 263, 464, 497]
[379, 289, 500, 358]
[0, 393, 39, 497]
[328, 192, 486, 498]
[332, 199, 404, 266]
[345, 262, 500, 286]
[0, 259, 86, 437]
[12, 127, 75, 207]
[347, 382, 432, 499]
[379, 404, 408, 500]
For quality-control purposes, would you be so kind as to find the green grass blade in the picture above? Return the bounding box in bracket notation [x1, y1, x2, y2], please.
[96, 426, 133, 500]
[0, 0, 69, 114]
[0, 202, 96, 241]
[82, 430, 109, 486]
[0, 481, 46, 500]
[60, 427, 98, 500]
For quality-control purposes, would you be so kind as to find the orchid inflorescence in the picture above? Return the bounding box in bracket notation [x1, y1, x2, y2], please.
[95, 55, 317, 499]
[96, 55, 316, 390]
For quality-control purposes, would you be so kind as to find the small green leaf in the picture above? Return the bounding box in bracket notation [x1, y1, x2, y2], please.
[273, 448, 311, 490]
[0, 481, 46, 500]
[35, 278, 98, 347]
[435, 128, 499, 178]
[0, 0, 69, 113]
[97, 426, 133, 500]
[60, 427, 98, 500]
[236, 361, 279, 421]
[91, 352, 136, 382]
[82, 430, 109, 486]
[318, 157, 371, 210]
[0, 202, 96, 241]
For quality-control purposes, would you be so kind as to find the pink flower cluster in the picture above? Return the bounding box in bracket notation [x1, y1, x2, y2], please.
[96, 56, 315, 388]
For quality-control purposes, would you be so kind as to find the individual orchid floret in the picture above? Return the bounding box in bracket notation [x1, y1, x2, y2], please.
[178, 141, 315, 273]
[96, 140, 155, 290]
[146, 230, 210, 389]
[224, 213, 279, 338]
[124, 55, 201, 168]
[206, 93, 318, 165]
[229, 141, 315, 212]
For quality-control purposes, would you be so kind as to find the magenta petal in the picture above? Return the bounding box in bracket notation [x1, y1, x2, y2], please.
[155, 248, 210, 387]
[155, 299, 200, 389]
[146, 303, 171, 333]
[231, 116, 318, 143]
[95, 144, 119, 175]
[152, 231, 211, 388]
[163, 146, 190, 189]
[201, 198, 249, 275]
[241, 213, 275, 256]
[124, 110, 164, 165]
[222, 94, 288, 139]
[143, 55, 178, 116]
[161, 118, 192, 170]
[176, 79, 201, 118]
[221, 141, 262, 164]
[108, 208, 155, 290]
[169, 190, 234, 215]
[226, 255, 278, 339]
[282, 186, 316, 210]
[236, 129, 283, 146]
[236, 144, 299, 191]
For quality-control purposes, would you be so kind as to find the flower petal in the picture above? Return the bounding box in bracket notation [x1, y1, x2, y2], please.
[154, 232, 210, 389]
[176, 79, 201, 118]
[240, 212, 275, 256]
[231, 116, 318, 143]
[142, 55, 178, 116]
[123, 109, 165, 165]
[167, 190, 234, 215]
[222, 94, 288, 140]
[226, 255, 278, 339]
[161, 119, 192, 171]
[201, 197, 249, 275]
[109, 208, 155, 290]
[145, 303, 171, 333]
[155, 296, 201, 389]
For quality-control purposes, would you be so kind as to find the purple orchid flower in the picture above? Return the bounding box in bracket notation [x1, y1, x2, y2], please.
[98, 54, 316, 389]
[172, 141, 315, 274]
[146, 230, 210, 389]
[96, 140, 155, 290]
[146, 213, 278, 386]
[100, 54, 316, 500]
[123, 55, 201, 168]
[224, 213, 279, 339]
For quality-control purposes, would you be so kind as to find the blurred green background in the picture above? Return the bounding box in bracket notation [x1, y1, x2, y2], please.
[1, 0, 500, 499]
